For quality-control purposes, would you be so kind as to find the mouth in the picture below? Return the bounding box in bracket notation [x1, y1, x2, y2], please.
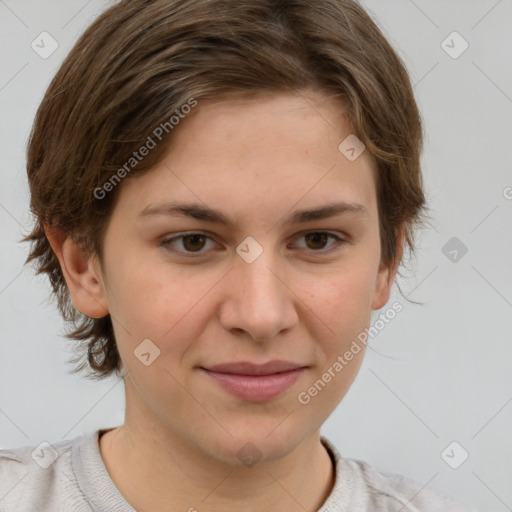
[199, 360, 308, 402]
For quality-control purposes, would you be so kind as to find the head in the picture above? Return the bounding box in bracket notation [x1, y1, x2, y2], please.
[23, 0, 425, 463]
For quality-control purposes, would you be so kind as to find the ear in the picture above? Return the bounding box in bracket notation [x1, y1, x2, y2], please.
[371, 227, 404, 310]
[45, 225, 109, 318]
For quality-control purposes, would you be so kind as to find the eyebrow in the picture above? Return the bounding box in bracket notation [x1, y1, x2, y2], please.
[137, 201, 368, 230]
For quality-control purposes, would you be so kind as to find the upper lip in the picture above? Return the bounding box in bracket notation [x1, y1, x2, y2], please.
[202, 360, 307, 376]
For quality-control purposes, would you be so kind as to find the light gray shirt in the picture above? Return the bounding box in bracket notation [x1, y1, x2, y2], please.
[0, 429, 476, 511]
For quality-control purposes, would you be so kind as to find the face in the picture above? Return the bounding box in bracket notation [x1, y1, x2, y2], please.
[84, 91, 396, 464]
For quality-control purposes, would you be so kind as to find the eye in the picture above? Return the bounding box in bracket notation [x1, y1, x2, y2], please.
[291, 231, 345, 253]
[160, 232, 217, 256]
[160, 230, 346, 257]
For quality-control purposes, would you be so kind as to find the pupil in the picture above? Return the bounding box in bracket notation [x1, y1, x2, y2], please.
[184, 235, 205, 251]
[306, 233, 327, 249]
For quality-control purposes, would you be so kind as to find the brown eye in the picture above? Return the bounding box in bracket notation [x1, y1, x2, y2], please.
[181, 234, 207, 252]
[293, 231, 344, 252]
[304, 232, 330, 250]
[160, 232, 216, 256]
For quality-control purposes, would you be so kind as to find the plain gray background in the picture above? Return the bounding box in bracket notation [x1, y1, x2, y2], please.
[1, 1, 511, 510]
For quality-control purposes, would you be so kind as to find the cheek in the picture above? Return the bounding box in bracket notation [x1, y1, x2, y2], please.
[106, 259, 218, 358]
[307, 262, 376, 327]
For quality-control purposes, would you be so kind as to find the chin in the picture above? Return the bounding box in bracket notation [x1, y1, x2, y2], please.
[201, 418, 312, 467]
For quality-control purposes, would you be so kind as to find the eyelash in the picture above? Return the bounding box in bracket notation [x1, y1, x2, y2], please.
[159, 231, 347, 258]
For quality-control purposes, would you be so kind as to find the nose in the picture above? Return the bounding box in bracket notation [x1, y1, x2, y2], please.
[218, 243, 298, 343]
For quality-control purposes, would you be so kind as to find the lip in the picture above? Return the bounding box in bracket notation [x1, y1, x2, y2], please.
[200, 361, 308, 402]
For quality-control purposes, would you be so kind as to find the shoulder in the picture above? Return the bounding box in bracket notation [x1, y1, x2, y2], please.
[345, 457, 476, 511]
[0, 435, 90, 512]
[320, 437, 477, 512]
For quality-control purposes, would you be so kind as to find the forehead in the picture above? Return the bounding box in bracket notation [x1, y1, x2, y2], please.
[171, 91, 352, 157]
[111, 91, 378, 227]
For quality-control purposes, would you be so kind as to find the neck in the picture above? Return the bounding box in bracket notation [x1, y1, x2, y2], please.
[99, 417, 335, 512]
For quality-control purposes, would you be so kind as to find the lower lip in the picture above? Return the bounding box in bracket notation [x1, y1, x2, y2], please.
[201, 368, 306, 402]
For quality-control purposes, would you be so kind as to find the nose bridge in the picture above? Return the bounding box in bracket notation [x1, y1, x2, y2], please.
[223, 236, 296, 339]
[236, 239, 283, 306]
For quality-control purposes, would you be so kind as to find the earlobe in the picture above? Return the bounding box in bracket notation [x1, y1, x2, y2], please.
[371, 265, 393, 310]
[45, 225, 109, 318]
[371, 228, 404, 310]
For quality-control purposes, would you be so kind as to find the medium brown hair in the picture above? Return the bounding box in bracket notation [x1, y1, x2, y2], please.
[22, 0, 426, 380]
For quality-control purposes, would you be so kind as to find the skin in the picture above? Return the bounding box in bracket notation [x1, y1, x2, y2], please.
[46, 90, 402, 512]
